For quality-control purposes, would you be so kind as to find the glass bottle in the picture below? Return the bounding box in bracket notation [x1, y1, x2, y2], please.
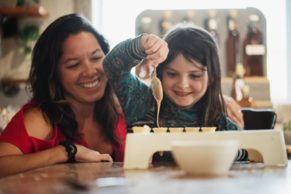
[138, 16, 152, 34]
[243, 14, 265, 76]
[181, 10, 195, 26]
[159, 11, 174, 37]
[204, 10, 219, 45]
[231, 64, 245, 102]
[226, 10, 240, 77]
[238, 85, 253, 107]
[231, 64, 253, 107]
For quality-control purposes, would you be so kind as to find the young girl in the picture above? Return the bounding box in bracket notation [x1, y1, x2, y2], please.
[104, 25, 240, 131]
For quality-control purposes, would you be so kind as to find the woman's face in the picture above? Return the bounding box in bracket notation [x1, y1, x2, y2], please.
[58, 32, 107, 105]
[161, 53, 208, 108]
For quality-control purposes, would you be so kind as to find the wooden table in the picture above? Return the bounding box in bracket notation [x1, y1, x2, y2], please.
[0, 161, 290, 194]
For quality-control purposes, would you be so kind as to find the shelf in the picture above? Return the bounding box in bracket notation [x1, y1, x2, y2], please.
[0, 6, 48, 17]
[1, 78, 28, 85]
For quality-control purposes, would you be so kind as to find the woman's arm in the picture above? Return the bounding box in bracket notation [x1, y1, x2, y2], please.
[223, 95, 244, 128]
[0, 107, 112, 177]
[0, 142, 112, 177]
[0, 142, 66, 177]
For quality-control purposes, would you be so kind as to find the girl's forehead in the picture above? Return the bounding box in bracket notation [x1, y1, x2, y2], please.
[166, 54, 206, 71]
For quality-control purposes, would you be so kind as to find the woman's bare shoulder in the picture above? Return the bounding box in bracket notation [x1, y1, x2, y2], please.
[23, 107, 53, 140]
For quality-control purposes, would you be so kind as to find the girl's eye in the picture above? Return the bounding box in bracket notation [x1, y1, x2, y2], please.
[190, 73, 205, 79]
[166, 72, 177, 77]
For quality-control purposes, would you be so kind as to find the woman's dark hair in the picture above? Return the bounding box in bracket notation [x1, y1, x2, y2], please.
[157, 24, 226, 126]
[28, 13, 120, 144]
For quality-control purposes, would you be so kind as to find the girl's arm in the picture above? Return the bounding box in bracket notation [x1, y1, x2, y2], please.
[103, 34, 168, 125]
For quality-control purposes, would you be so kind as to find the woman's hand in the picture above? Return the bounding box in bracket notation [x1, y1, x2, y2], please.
[75, 145, 113, 163]
[140, 34, 169, 68]
[223, 95, 244, 129]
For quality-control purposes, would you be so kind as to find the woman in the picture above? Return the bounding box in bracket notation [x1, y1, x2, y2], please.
[0, 14, 126, 177]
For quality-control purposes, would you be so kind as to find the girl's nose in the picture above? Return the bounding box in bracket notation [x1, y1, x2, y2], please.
[178, 76, 190, 88]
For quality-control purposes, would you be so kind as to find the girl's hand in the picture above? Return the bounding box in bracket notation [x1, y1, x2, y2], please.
[140, 34, 169, 68]
[75, 145, 113, 163]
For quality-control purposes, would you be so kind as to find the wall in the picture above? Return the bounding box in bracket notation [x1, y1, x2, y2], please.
[39, 0, 74, 32]
[74, 0, 92, 20]
[287, 0, 291, 102]
[0, 0, 92, 108]
[135, 8, 267, 77]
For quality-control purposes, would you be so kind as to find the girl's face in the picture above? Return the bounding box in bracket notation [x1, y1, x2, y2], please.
[58, 32, 107, 105]
[161, 53, 208, 108]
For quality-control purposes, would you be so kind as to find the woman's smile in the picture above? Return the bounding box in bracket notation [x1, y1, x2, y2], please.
[79, 77, 101, 88]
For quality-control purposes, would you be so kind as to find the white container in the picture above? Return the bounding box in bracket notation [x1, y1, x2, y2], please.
[172, 140, 240, 176]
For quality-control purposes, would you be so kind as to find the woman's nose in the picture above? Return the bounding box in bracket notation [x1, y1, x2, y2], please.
[82, 60, 98, 76]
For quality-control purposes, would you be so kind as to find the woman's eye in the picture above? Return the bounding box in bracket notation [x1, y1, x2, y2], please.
[91, 57, 100, 61]
[91, 56, 103, 62]
[66, 63, 79, 69]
